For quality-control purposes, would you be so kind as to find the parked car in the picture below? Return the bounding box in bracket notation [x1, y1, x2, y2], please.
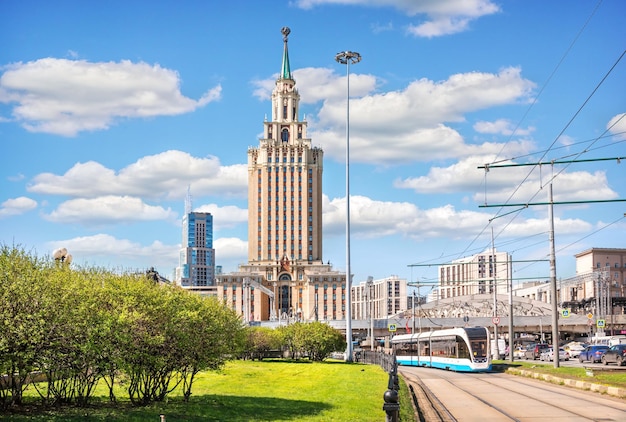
[544, 347, 569, 361]
[601, 344, 626, 366]
[578, 345, 609, 363]
[524, 343, 549, 360]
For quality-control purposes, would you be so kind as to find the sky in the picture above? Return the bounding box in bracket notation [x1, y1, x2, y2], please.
[1, 0, 625, 294]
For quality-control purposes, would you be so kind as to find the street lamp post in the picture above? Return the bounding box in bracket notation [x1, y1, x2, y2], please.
[367, 276, 374, 351]
[335, 50, 361, 363]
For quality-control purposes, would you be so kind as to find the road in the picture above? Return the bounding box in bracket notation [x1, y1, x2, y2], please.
[399, 365, 626, 421]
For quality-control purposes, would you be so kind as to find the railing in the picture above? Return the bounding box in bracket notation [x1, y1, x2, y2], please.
[361, 350, 399, 421]
[361, 350, 395, 372]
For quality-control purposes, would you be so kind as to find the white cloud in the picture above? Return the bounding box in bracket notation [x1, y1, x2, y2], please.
[313, 67, 535, 164]
[48, 234, 179, 272]
[28, 150, 247, 200]
[394, 155, 619, 205]
[252, 67, 377, 103]
[294, 0, 500, 37]
[0, 196, 37, 218]
[214, 237, 248, 263]
[43, 195, 177, 225]
[321, 193, 593, 243]
[474, 119, 534, 136]
[323, 194, 493, 239]
[0, 58, 222, 136]
[48, 233, 248, 275]
[194, 203, 248, 229]
[608, 113, 626, 141]
[371, 21, 394, 34]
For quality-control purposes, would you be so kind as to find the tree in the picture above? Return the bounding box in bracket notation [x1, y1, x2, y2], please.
[300, 322, 346, 361]
[37, 266, 114, 406]
[175, 293, 245, 401]
[277, 322, 346, 361]
[0, 245, 51, 408]
[244, 326, 283, 360]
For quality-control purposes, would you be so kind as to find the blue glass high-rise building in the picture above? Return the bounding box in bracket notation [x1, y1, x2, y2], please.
[177, 207, 216, 288]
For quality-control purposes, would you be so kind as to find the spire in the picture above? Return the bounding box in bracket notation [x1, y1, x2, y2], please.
[185, 185, 192, 214]
[280, 27, 292, 80]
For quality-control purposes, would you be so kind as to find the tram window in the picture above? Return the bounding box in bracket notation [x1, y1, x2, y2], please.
[471, 340, 487, 358]
[458, 340, 470, 359]
[395, 341, 416, 356]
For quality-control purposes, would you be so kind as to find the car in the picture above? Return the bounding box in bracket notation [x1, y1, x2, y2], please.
[524, 343, 549, 360]
[513, 346, 526, 359]
[564, 342, 586, 358]
[601, 344, 626, 366]
[578, 345, 609, 363]
[544, 347, 569, 361]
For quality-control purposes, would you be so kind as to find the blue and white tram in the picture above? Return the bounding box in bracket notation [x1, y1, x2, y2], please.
[392, 327, 491, 372]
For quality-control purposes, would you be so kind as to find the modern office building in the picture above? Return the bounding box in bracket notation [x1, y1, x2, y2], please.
[438, 248, 512, 300]
[175, 190, 216, 294]
[216, 27, 347, 322]
[352, 275, 408, 320]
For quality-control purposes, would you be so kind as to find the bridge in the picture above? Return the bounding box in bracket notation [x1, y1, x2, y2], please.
[257, 294, 626, 342]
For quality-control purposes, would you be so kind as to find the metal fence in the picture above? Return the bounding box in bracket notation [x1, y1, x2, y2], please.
[361, 351, 400, 422]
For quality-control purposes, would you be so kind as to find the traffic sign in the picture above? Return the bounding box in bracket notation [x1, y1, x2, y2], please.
[597, 319, 606, 328]
[492, 317, 500, 325]
[561, 309, 570, 318]
[388, 323, 397, 332]
[587, 313, 593, 319]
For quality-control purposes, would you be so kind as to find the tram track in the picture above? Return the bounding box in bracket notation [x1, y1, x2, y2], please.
[404, 371, 456, 422]
[399, 366, 626, 421]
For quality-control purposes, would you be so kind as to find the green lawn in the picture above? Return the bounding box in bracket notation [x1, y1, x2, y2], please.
[497, 360, 626, 389]
[4, 360, 415, 421]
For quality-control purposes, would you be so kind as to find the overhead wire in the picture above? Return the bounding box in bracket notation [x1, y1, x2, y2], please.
[452, 2, 623, 288]
[511, 213, 626, 275]
[422, 2, 620, 287]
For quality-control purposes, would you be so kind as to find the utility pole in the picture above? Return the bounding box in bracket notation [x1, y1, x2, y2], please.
[548, 183, 560, 368]
[478, 157, 626, 368]
[491, 227, 499, 359]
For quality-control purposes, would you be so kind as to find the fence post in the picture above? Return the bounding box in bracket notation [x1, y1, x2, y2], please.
[382, 354, 400, 422]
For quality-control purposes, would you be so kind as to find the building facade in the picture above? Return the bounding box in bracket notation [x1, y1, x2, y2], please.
[438, 248, 512, 300]
[175, 190, 216, 293]
[216, 27, 347, 322]
[559, 248, 626, 316]
[352, 275, 408, 320]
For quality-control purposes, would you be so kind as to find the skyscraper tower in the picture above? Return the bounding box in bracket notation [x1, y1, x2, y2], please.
[247, 26, 323, 264]
[217, 28, 346, 322]
[176, 188, 216, 292]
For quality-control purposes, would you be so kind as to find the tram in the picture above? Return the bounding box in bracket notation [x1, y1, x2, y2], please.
[392, 327, 491, 372]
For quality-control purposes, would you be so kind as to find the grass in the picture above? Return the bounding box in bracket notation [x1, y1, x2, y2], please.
[3, 360, 416, 421]
[495, 360, 626, 389]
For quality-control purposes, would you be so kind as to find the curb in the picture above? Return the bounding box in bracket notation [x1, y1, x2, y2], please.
[506, 368, 626, 398]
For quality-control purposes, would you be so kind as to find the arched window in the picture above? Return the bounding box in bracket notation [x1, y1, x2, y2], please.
[281, 128, 289, 142]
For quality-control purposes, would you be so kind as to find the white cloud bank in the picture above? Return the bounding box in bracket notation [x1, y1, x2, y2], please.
[294, 0, 500, 37]
[0, 58, 222, 136]
[43, 196, 177, 225]
[0, 196, 37, 218]
[28, 150, 247, 200]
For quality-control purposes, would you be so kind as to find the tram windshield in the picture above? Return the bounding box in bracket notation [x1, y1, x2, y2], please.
[470, 339, 487, 359]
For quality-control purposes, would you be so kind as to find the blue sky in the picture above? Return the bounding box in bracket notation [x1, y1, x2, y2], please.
[1, 0, 624, 293]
